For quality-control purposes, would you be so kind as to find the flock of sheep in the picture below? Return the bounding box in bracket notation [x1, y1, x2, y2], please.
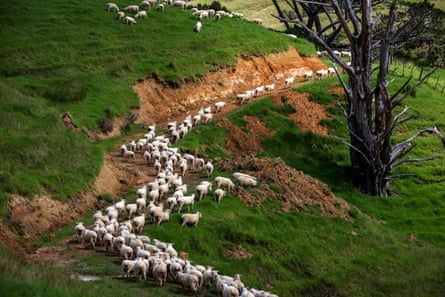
[106, 0, 254, 30]
[75, 97, 277, 296]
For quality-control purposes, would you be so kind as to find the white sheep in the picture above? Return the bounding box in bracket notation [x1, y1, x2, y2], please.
[196, 182, 211, 200]
[195, 21, 202, 32]
[121, 259, 137, 278]
[204, 161, 214, 177]
[214, 188, 226, 203]
[120, 243, 134, 260]
[124, 5, 139, 13]
[153, 209, 171, 225]
[177, 194, 195, 212]
[215, 176, 235, 190]
[176, 271, 201, 295]
[173, 0, 187, 9]
[316, 69, 328, 80]
[235, 175, 257, 187]
[181, 212, 202, 227]
[252, 18, 263, 25]
[74, 222, 85, 243]
[215, 101, 227, 112]
[285, 76, 294, 86]
[156, 3, 165, 12]
[265, 83, 275, 92]
[124, 16, 137, 25]
[135, 11, 148, 18]
[303, 70, 313, 80]
[132, 214, 146, 233]
[126, 203, 138, 219]
[117, 11, 125, 20]
[81, 229, 98, 249]
[327, 67, 336, 77]
[106, 3, 119, 12]
[153, 261, 168, 287]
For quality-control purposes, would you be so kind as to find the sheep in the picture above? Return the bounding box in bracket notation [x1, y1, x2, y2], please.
[176, 271, 201, 295]
[156, 3, 165, 12]
[252, 18, 263, 25]
[135, 11, 148, 18]
[194, 21, 202, 32]
[222, 283, 240, 297]
[153, 209, 171, 225]
[153, 261, 168, 287]
[173, 0, 187, 9]
[81, 229, 98, 249]
[195, 182, 211, 201]
[124, 16, 137, 25]
[136, 196, 146, 214]
[132, 258, 149, 281]
[117, 11, 125, 20]
[215, 176, 235, 190]
[236, 93, 251, 105]
[263, 84, 274, 93]
[106, 3, 120, 12]
[235, 175, 257, 187]
[166, 242, 178, 257]
[285, 76, 294, 86]
[204, 160, 214, 177]
[74, 222, 85, 243]
[177, 194, 195, 212]
[132, 214, 146, 233]
[214, 188, 226, 203]
[181, 211, 202, 227]
[120, 243, 134, 260]
[203, 266, 218, 287]
[124, 5, 139, 13]
[140, 0, 151, 9]
[316, 69, 328, 80]
[202, 112, 213, 124]
[126, 203, 138, 219]
[121, 259, 137, 278]
[327, 67, 336, 77]
[303, 70, 313, 80]
[215, 101, 227, 112]
[103, 233, 114, 252]
[255, 85, 265, 97]
[124, 149, 136, 160]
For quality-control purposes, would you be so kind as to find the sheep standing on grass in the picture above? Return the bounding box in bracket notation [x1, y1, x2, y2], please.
[124, 5, 139, 13]
[117, 11, 125, 20]
[181, 211, 202, 227]
[195, 21, 202, 32]
[74, 222, 85, 243]
[106, 3, 119, 12]
[204, 160, 214, 177]
[176, 271, 201, 295]
[214, 188, 226, 203]
[135, 11, 148, 19]
[124, 16, 137, 25]
[81, 229, 98, 249]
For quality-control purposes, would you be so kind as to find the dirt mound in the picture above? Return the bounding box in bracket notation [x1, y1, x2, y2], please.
[218, 156, 351, 220]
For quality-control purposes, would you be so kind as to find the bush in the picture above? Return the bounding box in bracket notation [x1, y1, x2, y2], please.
[99, 117, 113, 133]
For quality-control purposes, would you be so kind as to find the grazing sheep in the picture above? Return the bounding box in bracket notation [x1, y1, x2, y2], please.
[327, 67, 336, 77]
[181, 212, 202, 227]
[121, 259, 137, 278]
[135, 11, 148, 18]
[106, 3, 120, 12]
[173, 0, 187, 9]
[195, 21, 202, 32]
[252, 18, 263, 25]
[124, 5, 139, 13]
[156, 3, 165, 12]
[117, 11, 125, 20]
[196, 182, 211, 200]
[124, 16, 137, 25]
[215, 176, 235, 190]
[214, 188, 226, 203]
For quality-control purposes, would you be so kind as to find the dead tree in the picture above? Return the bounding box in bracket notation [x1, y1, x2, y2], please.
[273, 0, 444, 196]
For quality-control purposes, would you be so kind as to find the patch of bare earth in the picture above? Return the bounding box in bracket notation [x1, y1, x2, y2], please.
[1, 47, 351, 264]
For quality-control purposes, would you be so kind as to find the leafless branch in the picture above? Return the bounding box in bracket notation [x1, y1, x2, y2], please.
[392, 155, 441, 169]
[332, 135, 371, 165]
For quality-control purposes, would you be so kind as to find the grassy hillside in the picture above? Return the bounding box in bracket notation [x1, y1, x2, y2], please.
[1, 0, 445, 297]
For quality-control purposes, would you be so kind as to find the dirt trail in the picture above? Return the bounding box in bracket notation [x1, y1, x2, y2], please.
[1, 47, 350, 261]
